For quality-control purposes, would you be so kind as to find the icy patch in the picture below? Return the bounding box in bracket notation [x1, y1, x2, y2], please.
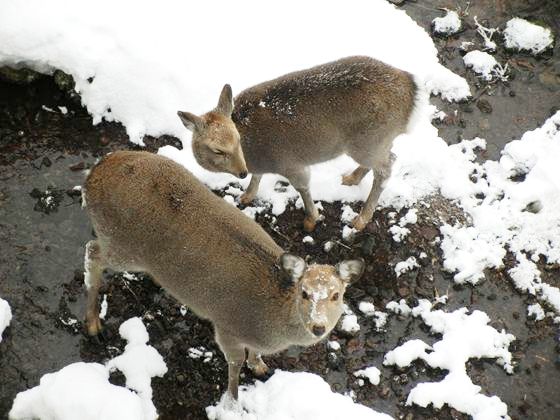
[384, 304, 515, 420]
[354, 366, 381, 386]
[10, 317, 167, 420]
[432, 10, 461, 35]
[503, 18, 554, 54]
[463, 50, 498, 81]
[0, 297, 12, 343]
[206, 370, 393, 420]
[394, 256, 420, 277]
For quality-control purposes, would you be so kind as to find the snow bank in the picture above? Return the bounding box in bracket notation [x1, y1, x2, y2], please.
[0, 297, 12, 342]
[384, 301, 515, 420]
[206, 370, 393, 420]
[503, 18, 554, 54]
[0, 0, 468, 146]
[9, 318, 167, 420]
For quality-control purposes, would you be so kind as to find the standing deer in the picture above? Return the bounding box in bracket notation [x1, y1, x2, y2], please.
[83, 151, 364, 399]
[178, 56, 421, 232]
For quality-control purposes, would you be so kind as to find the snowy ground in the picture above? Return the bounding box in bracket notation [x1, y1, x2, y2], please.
[0, 0, 559, 419]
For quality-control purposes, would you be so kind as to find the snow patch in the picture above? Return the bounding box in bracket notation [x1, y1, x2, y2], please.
[206, 370, 392, 420]
[503, 18, 554, 54]
[0, 297, 12, 342]
[463, 50, 498, 81]
[432, 10, 461, 35]
[354, 366, 381, 386]
[384, 304, 515, 420]
[10, 317, 167, 420]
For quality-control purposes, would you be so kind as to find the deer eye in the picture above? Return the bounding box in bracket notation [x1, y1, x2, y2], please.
[302, 290, 309, 300]
[212, 149, 226, 156]
[331, 292, 340, 301]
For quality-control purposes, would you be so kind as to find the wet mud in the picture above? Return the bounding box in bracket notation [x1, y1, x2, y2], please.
[1, 1, 560, 419]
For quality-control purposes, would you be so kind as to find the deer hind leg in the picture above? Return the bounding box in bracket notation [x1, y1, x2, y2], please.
[246, 349, 269, 377]
[84, 240, 106, 336]
[342, 166, 370, 186]
[239, 174, 262, 205]
[286, 167, 320, 232]
[352, 152, 395, 231]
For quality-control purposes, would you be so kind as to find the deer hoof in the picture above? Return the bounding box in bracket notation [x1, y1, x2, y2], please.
[351, 214, 368, 231]
[341, 173, 360, 186]
[239, 193, 254, 206]
[303, 215, 318, 232]
[248, 360, 269, 378]
[86, 316, 102, 336]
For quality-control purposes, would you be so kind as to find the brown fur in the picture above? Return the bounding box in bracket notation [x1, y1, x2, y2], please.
[83, 150, 364, 399]
[178, 56, 419, 231]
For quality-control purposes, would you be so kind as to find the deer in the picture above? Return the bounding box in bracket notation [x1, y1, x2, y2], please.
[82, 150, 365, 400]
[177, 56, 421, 232]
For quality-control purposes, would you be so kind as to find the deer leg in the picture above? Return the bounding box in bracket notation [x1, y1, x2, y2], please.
[342, 166, 370, 186]
[216, 333, 246, 400]
[352, 152, 395, 231]
[246, 349, 269, 377]
[286, 168, 320, 232]
[84, 240, 105, 336]
[239, 174, 262, 205]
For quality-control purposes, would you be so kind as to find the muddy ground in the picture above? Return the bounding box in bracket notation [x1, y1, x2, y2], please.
[1, 1, 559, 419]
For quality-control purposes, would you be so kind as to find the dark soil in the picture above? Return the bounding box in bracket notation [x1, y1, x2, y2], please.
[1, 2, 559, 419]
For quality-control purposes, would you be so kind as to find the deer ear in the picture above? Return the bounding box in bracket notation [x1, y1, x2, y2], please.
[177, 111, 205, 132]
[278, 253, 306, 286]
[215, 84, 233, 116]
[336, 259, 365, 284]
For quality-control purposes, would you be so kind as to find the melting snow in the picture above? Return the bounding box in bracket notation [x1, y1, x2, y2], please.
[384, 301, 515, 420]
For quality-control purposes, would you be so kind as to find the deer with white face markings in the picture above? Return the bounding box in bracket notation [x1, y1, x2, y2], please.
[178, 56, 421, 232]
[82, 150, 365, 399]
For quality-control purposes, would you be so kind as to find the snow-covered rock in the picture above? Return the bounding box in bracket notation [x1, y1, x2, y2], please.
[503, 18, 553, 54]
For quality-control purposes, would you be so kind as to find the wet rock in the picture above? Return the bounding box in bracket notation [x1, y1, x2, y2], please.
[476, 99, 493, 114]
[359, 234, 377, 256]
[0, 66, 42, 84]
[53, 70, 75, 93]
[69, 161, 86, 171]
[478, 118, 490, 130]
[398, 286, 410, 298]
[378, 385, 390, 399]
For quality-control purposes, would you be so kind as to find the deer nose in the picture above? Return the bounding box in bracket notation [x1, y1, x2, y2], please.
[312, 325, 326, 337]
[239, 171, 248, 179]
